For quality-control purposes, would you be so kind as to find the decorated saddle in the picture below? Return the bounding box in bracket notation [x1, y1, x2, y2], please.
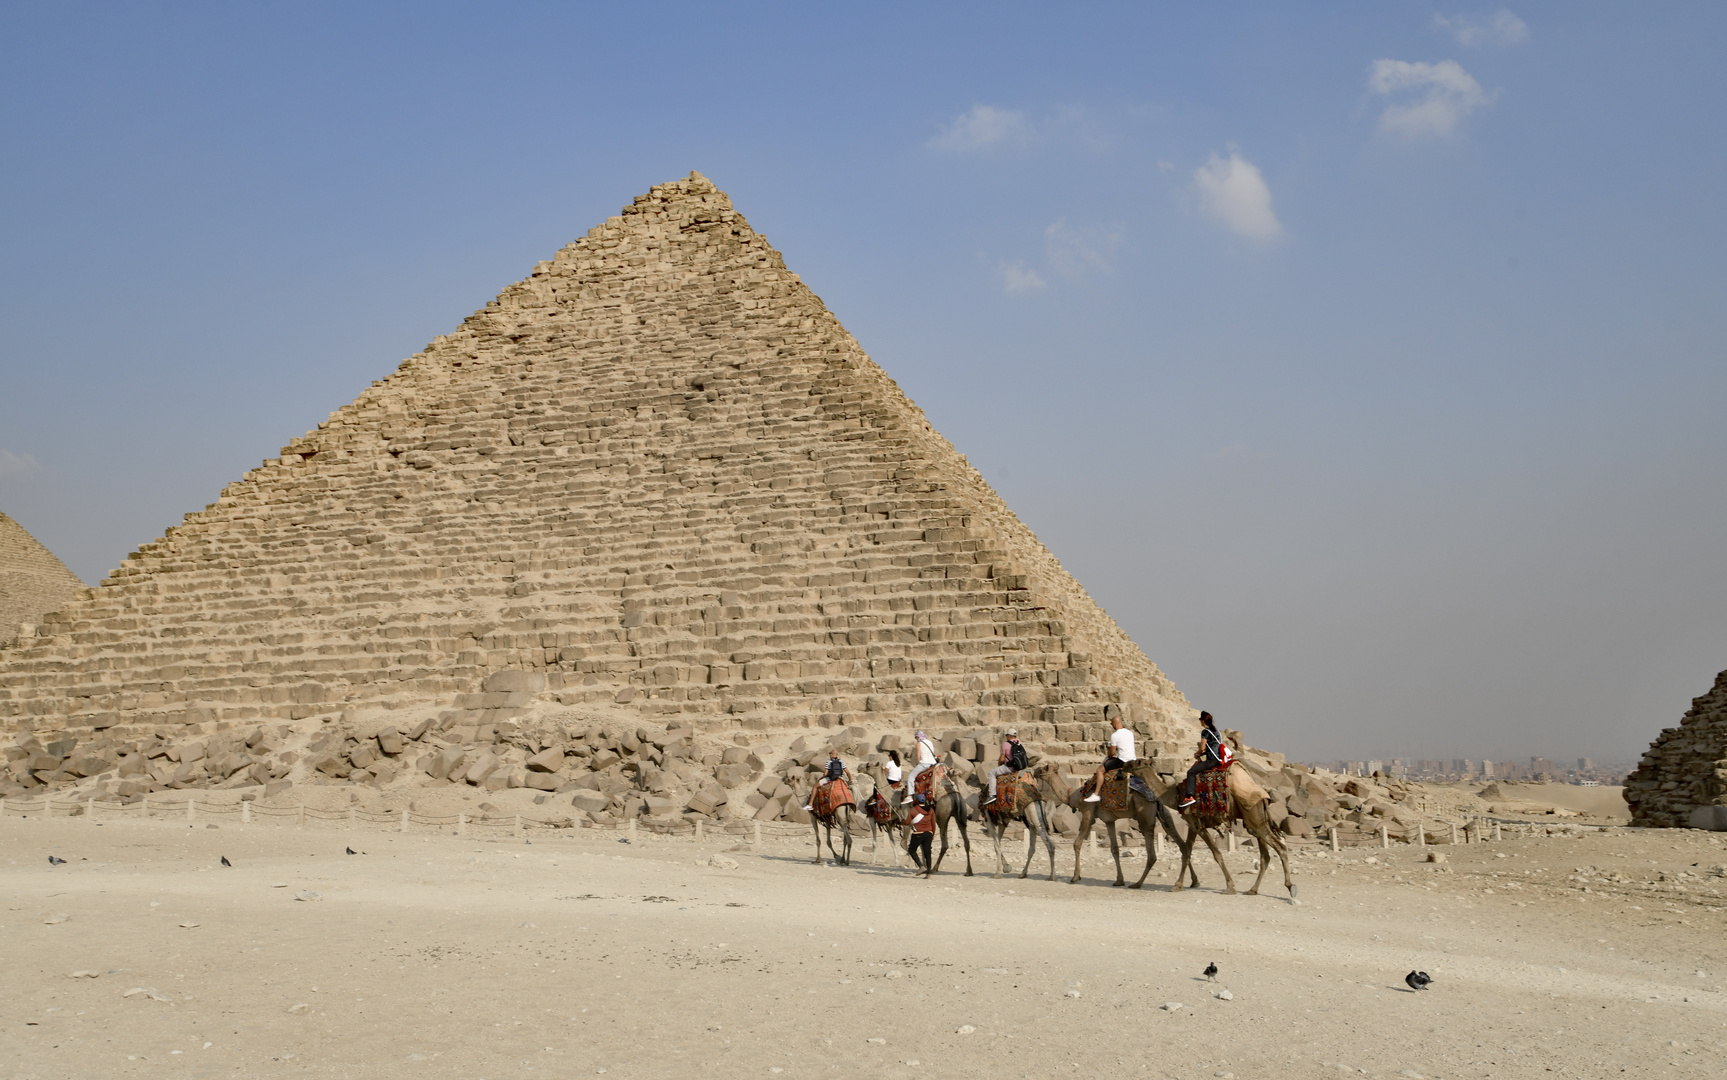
[912, 764, 948, 805]
[863, 789, 893, 825]
[811, 777, 855, 819]
[1192, 768, 1231, 828]
[981, 771, 1034, 815]
[1078, 769, 1132, 814]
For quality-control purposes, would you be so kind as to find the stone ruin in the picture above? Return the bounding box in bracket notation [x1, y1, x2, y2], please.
[1624, 667, 1727, 829]
[0, 512, 87, 647]
[0, 172, 1343, 837]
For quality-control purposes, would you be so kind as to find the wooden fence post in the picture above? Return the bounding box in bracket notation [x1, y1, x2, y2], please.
[457, 812, 466, 836]
[186, 798, 196, 823]
[242, 800, 251, 825]
[1329, 826, 1339, 852]
[1379, 825, 1388, 849]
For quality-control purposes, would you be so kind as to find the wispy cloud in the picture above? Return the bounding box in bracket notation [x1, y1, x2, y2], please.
[1369, 59, 1494, 138]
[1433, 10, 1529, 48]
[929, 105, 1033, 152]
[1192, 152, 1283, 241]
[997, 260, 1047, 294]
[1044, 219, 1125, 277]
[0, 450, 42, 477]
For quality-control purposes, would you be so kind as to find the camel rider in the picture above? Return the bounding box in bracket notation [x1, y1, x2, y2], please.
[1083, 705, 1135, 803]
[1177, 711, 1232, 809]
[986, 728, 1029, 803]
[803, 751, 849, 812]
[903, 729, 939, 805]
[883, 749, 903, 790]
[906, 793, 937, 875]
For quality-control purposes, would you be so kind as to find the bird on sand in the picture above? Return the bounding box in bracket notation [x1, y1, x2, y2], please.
[345, 847, 357, 855]
[47, 855, 66, 865]
[1405, 971, 1432, 991]
[220, 856, 231, 867]
[1203, 963, 1218, 981]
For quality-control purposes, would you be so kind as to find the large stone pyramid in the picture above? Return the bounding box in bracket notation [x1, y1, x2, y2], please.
[0, 173, 1197, 771]
[1624, 667, 1727, 829]
[0, 512, 87, 647]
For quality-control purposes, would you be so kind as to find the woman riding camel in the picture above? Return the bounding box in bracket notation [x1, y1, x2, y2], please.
[903, 729, 939, 805]
[1177, 711, 1232, 809]
[1083, 705, 1135, 803]
[883, 749, 903, 791]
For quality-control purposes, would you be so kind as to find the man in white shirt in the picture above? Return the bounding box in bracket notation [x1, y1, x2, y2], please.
[903, 729, 939, 805]
[1083, 706, 1135, 803]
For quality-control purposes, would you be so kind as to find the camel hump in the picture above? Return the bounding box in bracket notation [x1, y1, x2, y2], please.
[1225, 761, 1269, 804]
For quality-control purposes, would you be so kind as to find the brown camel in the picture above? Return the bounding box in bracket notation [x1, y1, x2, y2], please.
[978, 763, 1067, 880]
[864, 763, 973, 877]
[1060, 765, 1198, 889]
[804, 778, 857, 866]
[856, 769, 908, 867]
[1144, 764, 1297, 901]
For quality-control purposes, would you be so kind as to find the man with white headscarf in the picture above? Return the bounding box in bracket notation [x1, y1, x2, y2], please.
[903, 729, 939, 805]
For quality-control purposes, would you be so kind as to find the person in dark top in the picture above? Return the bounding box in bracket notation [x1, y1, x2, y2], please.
[906, 794, 936, 875]
[1178, 712, 1233, 809]
[804, 751, 850, 812]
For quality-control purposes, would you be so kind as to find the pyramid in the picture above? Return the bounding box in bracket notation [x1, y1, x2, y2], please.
[0, 512, 87, 646]
[1623, 667, 1727, 829]
[0, 173, 1198, 773]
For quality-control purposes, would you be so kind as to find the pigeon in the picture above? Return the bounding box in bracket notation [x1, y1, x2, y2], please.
[220, 856, 231, 867]
[1203, 963, 1218, 981]
[1405, 971, 1432, 991]
[47, 856, 66, 865]
[345, 847, 357, 855]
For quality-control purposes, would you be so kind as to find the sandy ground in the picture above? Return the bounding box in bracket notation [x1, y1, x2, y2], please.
[4, 812, 1726, 1080]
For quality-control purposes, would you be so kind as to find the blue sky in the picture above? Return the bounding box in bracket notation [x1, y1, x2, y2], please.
[2, 2, 1723, 764]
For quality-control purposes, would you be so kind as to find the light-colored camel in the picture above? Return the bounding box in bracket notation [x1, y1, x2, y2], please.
[1145, 764, 1297, 901]
[864, 763, 973, 877]
[856, 769, 908, 866]
[977, 763, 1066, 880]
[1060, 765, 1197, 889]
[804, 778, 857, 866]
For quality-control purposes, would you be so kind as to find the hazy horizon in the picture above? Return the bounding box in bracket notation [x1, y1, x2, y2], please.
[3, 3, 1723, 765]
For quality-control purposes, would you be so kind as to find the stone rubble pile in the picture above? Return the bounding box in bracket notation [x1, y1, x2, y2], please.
[1624, 667, 1727, 829]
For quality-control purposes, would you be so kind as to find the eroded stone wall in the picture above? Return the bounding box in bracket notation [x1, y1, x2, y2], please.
[0, 512, 86, 646]
[1624, 668, 1727, 828]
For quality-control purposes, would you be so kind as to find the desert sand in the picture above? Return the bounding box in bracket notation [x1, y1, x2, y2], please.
[4, 810, 1726, 1080]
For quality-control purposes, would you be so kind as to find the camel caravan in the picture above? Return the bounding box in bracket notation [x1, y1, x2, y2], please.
[801, 707, 1297, 903]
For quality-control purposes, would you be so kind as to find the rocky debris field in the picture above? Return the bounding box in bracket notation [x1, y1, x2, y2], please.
[8, 713, 1613, 858]
[4, 813, 1727, 1079]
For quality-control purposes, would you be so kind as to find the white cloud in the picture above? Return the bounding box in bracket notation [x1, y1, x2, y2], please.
[929, 105, 1032, 152]
[1433, 10, 1529, 48]
[0, 450, 41, 477]
[1191, 152, 1283, 241]
[997, 260, 1046, 294]
[1368, 59, 1493, 138]
[1044, 219, 1125, 277]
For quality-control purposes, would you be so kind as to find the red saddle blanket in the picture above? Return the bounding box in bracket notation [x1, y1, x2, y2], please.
[1077, 769, 1132, 814]
[812, 778, 855, 819]
[913, 765, 947, 804]
[863, 790, 893, 824]
[1193, 768, 1230, 827]
[981, 772, 1033, 815]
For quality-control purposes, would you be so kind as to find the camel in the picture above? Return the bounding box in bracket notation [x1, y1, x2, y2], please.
[855, 770, 908, 867]
[1141, 763, 1297, 901]
[804, 777, 857, 866]
[862, 763, 974, 877]
[976, 763, 1066, 880]
[1060, 765, 1197, 889]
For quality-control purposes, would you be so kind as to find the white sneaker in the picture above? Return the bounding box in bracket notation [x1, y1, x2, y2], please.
[802, 805, 812, 811]
[1084, 794, 1101, 803]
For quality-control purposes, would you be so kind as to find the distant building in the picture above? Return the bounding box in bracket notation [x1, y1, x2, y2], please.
[1577, 757, 1594, 772]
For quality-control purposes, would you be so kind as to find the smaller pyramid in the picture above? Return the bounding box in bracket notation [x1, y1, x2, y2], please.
[1624, 667, 1727, 828]
[0, 513, 86, 645]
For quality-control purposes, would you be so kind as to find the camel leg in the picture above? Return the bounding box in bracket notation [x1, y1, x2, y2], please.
[1130, 803, 1158, 889]
[1068, 805, 1094, 884]
[1240, 805, 1273, 895]
[812, 818, 823, 865]
[1195, 825, 1235, 894]
[928, 810, 950, 877]
[985, 813, 1006, 879]
[1018, 811, 1038, 879]
[1252, 820, 1295, 900]
[841, 810, 853, 866]
[1108, 818, 1126, 886]
[1162, 805, 1201, 889]
[1038, 803, 1058, 880]
[952, 794, 974, 877]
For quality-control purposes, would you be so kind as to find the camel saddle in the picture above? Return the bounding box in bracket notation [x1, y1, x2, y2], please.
[1192, 768, 1230, 827]
[912, 764, 947, 804]
[980, 771, 1034, 815]
[1078, 769, 1132, 814]
[812, 777, 855, 819]
[863, 789, 893, 824]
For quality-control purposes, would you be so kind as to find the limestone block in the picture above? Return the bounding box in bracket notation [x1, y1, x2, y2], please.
[571, 790, 609, 814]
[370, 759, 398, 784]
[754, 798, 783, 821]
[483, 671, 545, 695]
[878, 734, 901, 752]
[463, 752, 500, 785]
[377, 729, 405, 756]
[525, 771, 560, 791]
[350, 744, 377, 770]
[526, 747, 565, 773]
[720, 746, 751, 765]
